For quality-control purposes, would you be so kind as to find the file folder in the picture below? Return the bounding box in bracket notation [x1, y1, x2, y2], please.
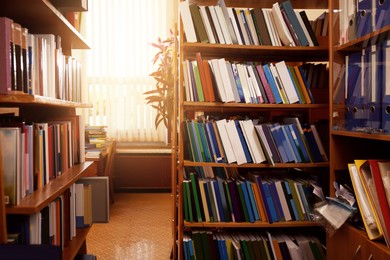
[356, 0, 373, 37]
[367, 44, 382, 130]
[381, 39, 390, 133]
[375, 0, 390, 30]
[345, 51, 363, 130]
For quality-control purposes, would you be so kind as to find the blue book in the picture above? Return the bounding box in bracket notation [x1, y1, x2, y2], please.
[282, 125, 302, 163]
[212, 179, 226, 222]
[203, 122, 217, 162]
[267, 180, 285, 221]
[297, 66, 315, 103]
[245, 180, 260, 221]
[259, 124, 282, 163]
[187, 121, 201, 162]
[280, 0, 309, 46]
[197, 122, 212, 162]
[263, 64, 283, 104]
[280, 124, 300, 163]
[206, 122, 224, 162]
[301, 123, 323, 162]
[268, 123, 289, 163]
[217, 178, 231, 222]
[234, 120, 252, 163]
[288, 124, 310, 163]
[261, 180, 279, 222]
[231, 63, 246, 103]
[240, 180, 255, 223]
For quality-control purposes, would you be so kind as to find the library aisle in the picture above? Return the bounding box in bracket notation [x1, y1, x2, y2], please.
[87, 193, 173, 259]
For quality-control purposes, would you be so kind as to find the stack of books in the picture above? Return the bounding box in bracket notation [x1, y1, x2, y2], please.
[85, 125, 107, 159]
[179, 0, 328, 46]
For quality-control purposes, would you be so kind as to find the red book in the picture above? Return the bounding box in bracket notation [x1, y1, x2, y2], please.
[0, 17, 13, 94]
[202, 60, 216, 102]
[195, 52, 210, 102]
[369, 159, 390, 247]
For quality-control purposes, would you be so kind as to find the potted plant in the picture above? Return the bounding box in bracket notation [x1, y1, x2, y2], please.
[144, 31, 177, 131]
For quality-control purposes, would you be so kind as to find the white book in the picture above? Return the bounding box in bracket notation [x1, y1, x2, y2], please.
[245, 66, 257, 103]
[35, 34, 56, 98]
[275, 61, 300, 104]
[262, 9, 282, 46]
[215, 119, 236, 163]
[217, 0, 238, 44]
[199, 6, 216, 44]
[254, 125, 275, 166]
[209, 59, 227, 102]
[247, 65, 263, 103]
[215, 5, 233, 44]
[227, 7, 244, 45]
[244, 8, 260, 45]
[225, 60, 241, 102]
[225, 120, 247, 165]
[274, 179, 292, 221]
[239, 120, 266, 164]
[179, 1, 198, 43]
[208, 6, 226, 44]
[182, 60, 192, 101]
[236, 64, 252, 103]
[271, 3, 295, 46]
[294, 10, 314, 46]
[269, 63, 288, 104]
[218, 58, 236, 102]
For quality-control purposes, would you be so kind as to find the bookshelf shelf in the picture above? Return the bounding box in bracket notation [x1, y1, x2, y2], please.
[183, 101, 329, 110]
[184, 221, 320, 228]
[0, 0, 90, 52]
[5, 162, 93, 215]
[0, 94, 92, 108]
[331, 130, 390, 142]
[183, 42, 329, 61]
[62, 227, 91, 260]
[183, 160, 329, 168]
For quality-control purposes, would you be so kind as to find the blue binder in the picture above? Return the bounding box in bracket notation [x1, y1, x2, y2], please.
[367, 44, 382, 130]
[375, 0, 390, 30]
[381, 39, 390, 132]
[345, 51, 363, 130]
[356, 0, 373, 37]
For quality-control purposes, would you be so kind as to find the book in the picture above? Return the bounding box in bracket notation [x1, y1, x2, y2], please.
[0, 17, 13, 94]
[251, 8, 272, 46]
[179, 1, 198, 42]
[189, 4, 209, 43]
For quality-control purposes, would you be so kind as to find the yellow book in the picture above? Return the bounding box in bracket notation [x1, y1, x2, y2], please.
[348, 163, 383, 240]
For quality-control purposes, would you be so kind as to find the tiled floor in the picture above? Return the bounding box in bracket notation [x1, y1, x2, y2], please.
[87, 193, 173, 260]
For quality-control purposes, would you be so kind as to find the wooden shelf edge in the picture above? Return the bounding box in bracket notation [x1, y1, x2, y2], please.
[0, 94, 92, 108]
[183, 102, 329, 109]
[184, 221, 320, 228]
[183, 161, 329, 168]
[6, 162, 93, 215]
[62, 226, 91, 260]
[331, 130, 390, 142]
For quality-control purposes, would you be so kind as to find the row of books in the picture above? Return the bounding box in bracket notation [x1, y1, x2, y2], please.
[0, 114, 85, 206]
[183, 230, 325, 260]
[347, 159, 390, 248]
[183, 53, 319, 105]
[0, 17, 82, 102]
[339, 0, 390, 44]
[333, 38, 390, 133]
[179, 0, 323, 47]
[184, 116, 328, 166]
[7, 182, 91, 247]
[183, 169, 324, 224]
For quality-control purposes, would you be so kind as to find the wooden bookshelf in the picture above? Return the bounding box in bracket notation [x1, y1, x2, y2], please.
[175, 0, 331, 259]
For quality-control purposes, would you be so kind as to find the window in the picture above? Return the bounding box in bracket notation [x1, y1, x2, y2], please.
[82, 0, 175, 143]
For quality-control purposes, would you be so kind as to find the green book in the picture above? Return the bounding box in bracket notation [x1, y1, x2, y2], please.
[192, 231, 205, 260]
[287, 179, 305, 221]
[236, 181, 250, 222]
[183, 180, 194, 222]
[190, 173, 203, 222]
[191, 61, 205, 101]
[183, 180, 189, 222]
